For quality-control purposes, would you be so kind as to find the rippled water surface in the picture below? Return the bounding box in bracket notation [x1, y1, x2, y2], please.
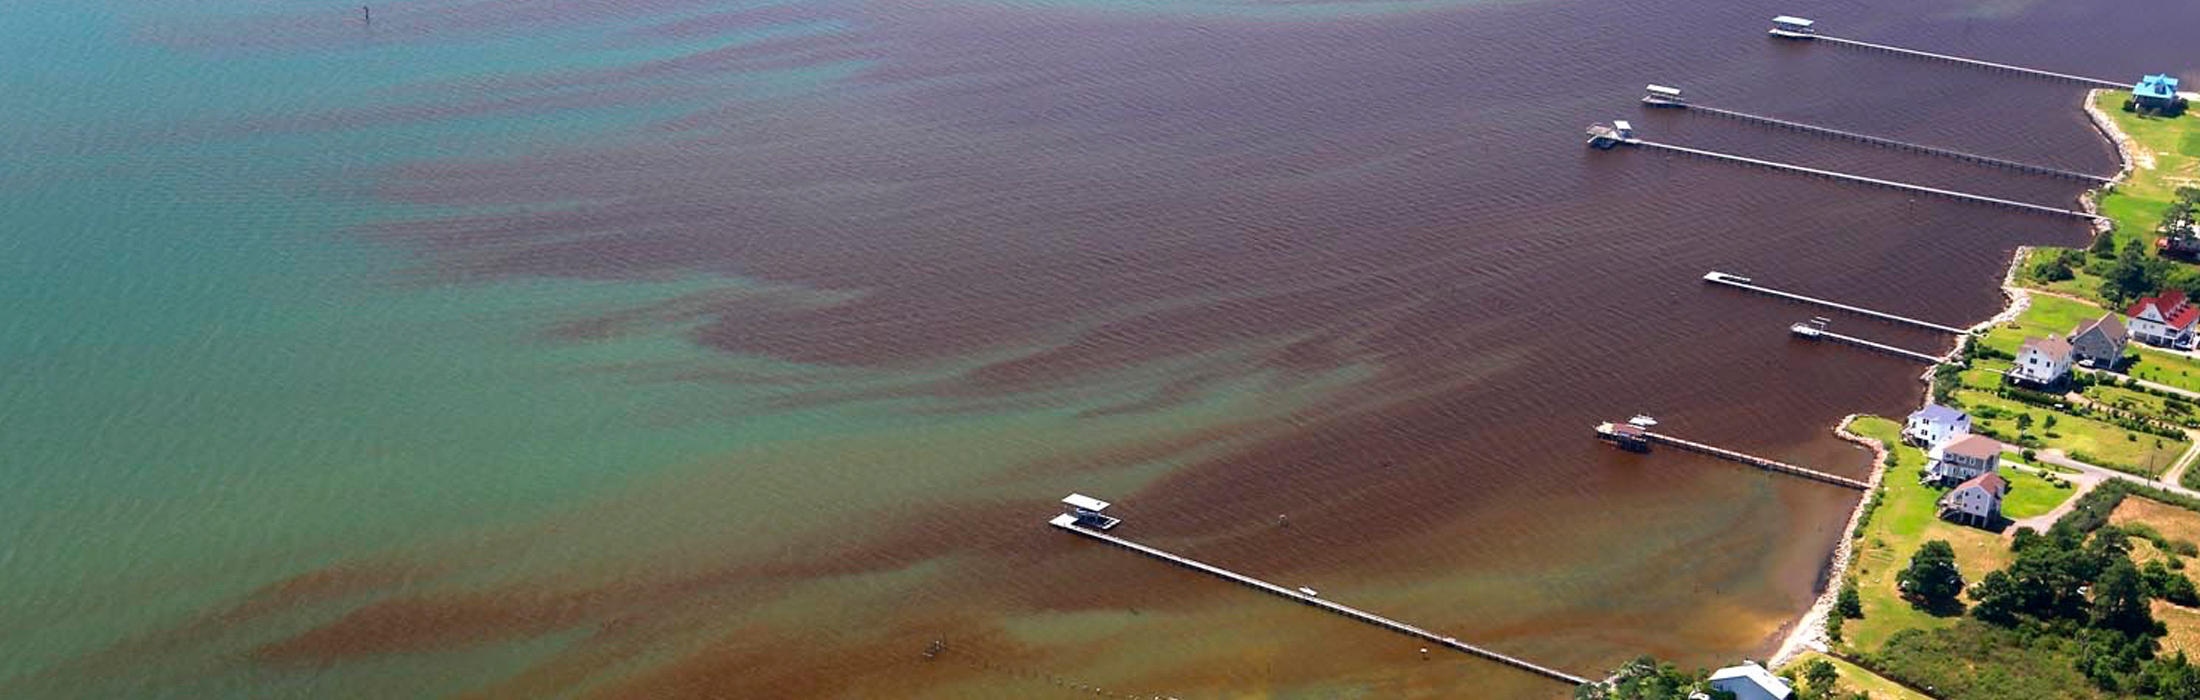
[3, 0, 2193, 697]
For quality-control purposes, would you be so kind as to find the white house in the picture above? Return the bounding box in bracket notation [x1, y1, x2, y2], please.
[1707, 661, 1793, 700]
[2008, 335, 2073, 387]
[2127, 289, 2198, 349]
[1940, 472, 2007, 527]
[1903, 404, 1971, 448]
[1929, 434, 2001, 484]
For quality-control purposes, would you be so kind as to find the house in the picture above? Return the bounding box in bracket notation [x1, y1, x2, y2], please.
[2008, 335, 2074, 387]
[1903, 404, 1971, 448]
[1707, 661, 1793, 700]
[1940, 472, 2008, 527]
[1929, 434, 2001, 484]
[2127, 289, 2198, 349]
[2068, 313, 2129, 367]
[2133, 74, 2187, 113]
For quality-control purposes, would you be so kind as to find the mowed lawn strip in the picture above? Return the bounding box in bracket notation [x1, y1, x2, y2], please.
[1958, 389, 2187, 477]
[2000, 467, 2077, 519]
[1841, 417, 2016, 652]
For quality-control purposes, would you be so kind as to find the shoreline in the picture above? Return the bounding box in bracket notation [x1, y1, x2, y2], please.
[1766, 88, 2136, 669]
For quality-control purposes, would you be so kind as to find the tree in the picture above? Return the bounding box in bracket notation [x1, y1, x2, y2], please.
[1971, 569, 2023, 624]
[2046, 414, 2059, 430]
[2102, 239, 2171, 305]
[1899, 540, 1966, 611]
[2018, 413, 2035, 433]
[2095, 228, 2122, 257]
[2094, 559, 2158, 637]
[1837, 581, 1863, 619]
[1805, 658, 1838, 692]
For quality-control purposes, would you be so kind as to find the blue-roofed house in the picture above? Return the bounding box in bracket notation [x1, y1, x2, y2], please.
[2133, 74, 2186, 113]
[1904, 404, 1971, 449]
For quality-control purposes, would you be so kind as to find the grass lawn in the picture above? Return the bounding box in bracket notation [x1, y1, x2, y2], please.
[2000, 467, 2077, 519]
[2090, 381, 2197, 420]
[2092, 90, 2200, 255]
[1780, 652, 1931, 700]
[2017, 247, 2110, 300]
[2131, 347, 2200, 395]
[1958, 389, 2188, 477]
[1978, 294, 2114, 358]
[1957, 360, 2010, 391]
[1841, 417, 2016, 652]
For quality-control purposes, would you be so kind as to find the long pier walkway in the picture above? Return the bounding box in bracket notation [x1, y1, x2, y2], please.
[1047, 514, 1592, 687]
[1596, 424, 1870, 490]
[1790, 322, 1950, 364]
[1622, 138, 2104, 221]
[1810, 35, 2125, 89]
[1669, 102, 2108, 183]
[1703, 271, 1968, 334]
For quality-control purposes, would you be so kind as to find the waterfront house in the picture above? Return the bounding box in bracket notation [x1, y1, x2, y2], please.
[2127, 289, 2198, 349]
[2133, 74, 2186, 113]
[1939, 472, 2007, 528]
[1903, 404, 1971, 448]
[2069, 313, 2129, 367]
[1928, 434, 2001, 484]
[2008, 335, 2074, 387]
[1706, 661, 1793, 700]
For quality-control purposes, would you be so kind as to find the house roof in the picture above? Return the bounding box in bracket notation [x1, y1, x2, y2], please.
[2128, 289, 2199, 330]
[1910, 404, 1967, 425]
[1708, 662, 1793, 699]
[1944, 434, 2001, 459]
[2021, 334, 2073, 360]
[2073, 313, 2127, 346]
[2137, 74, 2183, 100]
[1955, 471, 2009, 498]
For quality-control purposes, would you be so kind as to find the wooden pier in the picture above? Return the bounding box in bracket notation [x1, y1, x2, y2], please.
[1703, 271, 1968, 334]
[1789, 321, 1950, 365]
[1661, 102, 2108, 183]
[1618, 137, 2105, 221]
[1047, 514, 1592, 687]
[1809, 35, 2125, 89]
[1595, 423, 1870, 490]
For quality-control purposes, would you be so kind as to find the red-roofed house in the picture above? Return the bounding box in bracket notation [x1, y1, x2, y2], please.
[1940, 472, 2007, 527]
[2128, 289, 2199, 349]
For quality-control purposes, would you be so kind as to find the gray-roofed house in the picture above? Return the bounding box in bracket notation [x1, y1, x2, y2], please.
[1904, 404, 1971, 449]
[1928, 434, 2001, 484]
[1706, 661, 1793, 700]
[2069, 313, 2128, 368]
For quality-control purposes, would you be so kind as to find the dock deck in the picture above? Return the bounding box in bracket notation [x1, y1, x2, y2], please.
[1047, 514, 1591, 687]
[1789, 322, 1950, 364]
[1811, 35, 2125, 89]
[1596, 424, 1870, 490]
[1663, 103, 2108, 183]
[1703, 271, 1967, 334]
[1619, 138, 2104, 221]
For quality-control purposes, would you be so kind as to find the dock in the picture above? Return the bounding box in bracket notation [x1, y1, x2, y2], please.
[1789, 320, 1950, 365]
[1811, 35, 2125, 89]
[1047, 513, 1592, 687]
[1595, 423, 1870, 490]
[1620, 137, 2105, 221]
[1702, 271, 1968, 334]
[1764, 16, 2123, 89]
[1658, 102, 2108, 183]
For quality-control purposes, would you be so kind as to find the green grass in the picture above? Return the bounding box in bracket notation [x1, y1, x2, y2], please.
[2093, 90, 2200, 256]
[1780, 652, 1932, 700]
[1841, 417, 2017, 652]
[2089, 381, 2198, 422]
[1959, 389, 2187, 477]
[1958, 360, 2011, 391]
[1977, 294, 2114, 358]
[2016, 247, 2108, 299]
[1999, 467, 2076, 519]
[2130, 347, 2200, 395]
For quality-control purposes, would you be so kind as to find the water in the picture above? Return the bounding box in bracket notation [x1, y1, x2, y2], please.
[1, 0, 2190, 697]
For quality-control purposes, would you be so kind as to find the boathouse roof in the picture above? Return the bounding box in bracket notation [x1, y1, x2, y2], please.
[1771, 15, 1813, 27]
[1062, 494, 1111, 511]
[2136, 74, 2182, 100]
[1910, 404, 1966, 425]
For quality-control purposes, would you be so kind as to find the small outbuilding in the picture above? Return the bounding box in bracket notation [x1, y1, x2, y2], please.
[1062, 493, 1121, 530]
[1769, 16, 1816, 38]
[2133, 74, 2187, 114]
